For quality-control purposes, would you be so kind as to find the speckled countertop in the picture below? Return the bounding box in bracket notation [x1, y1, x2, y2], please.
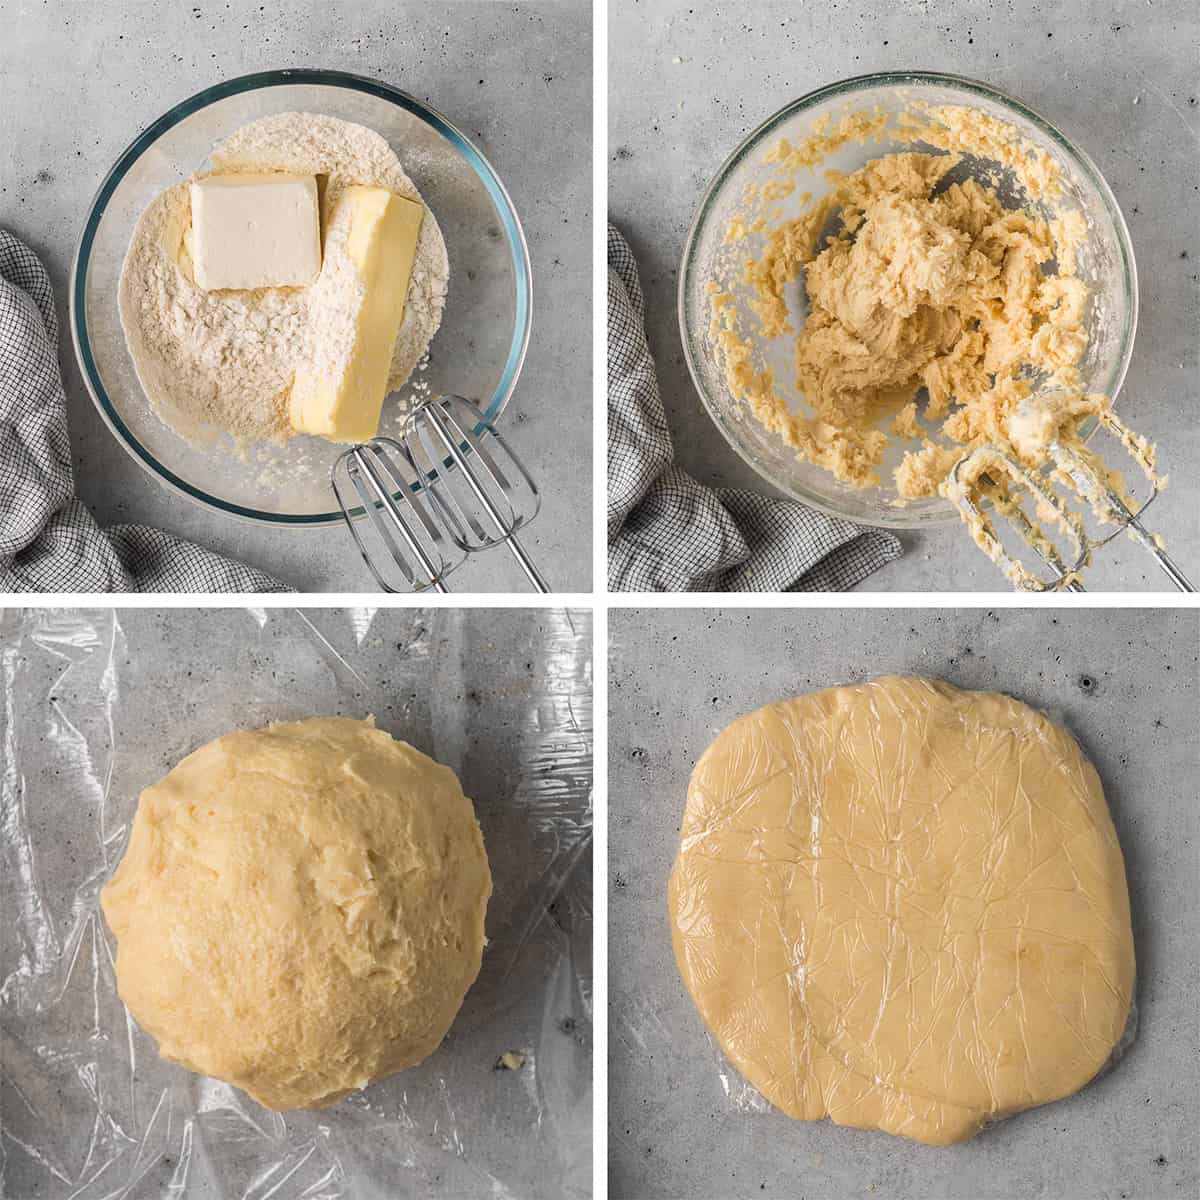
[608, 606, 1200, 1199]
[608, 0, 1199, 592]
[0, 0, 592, 593]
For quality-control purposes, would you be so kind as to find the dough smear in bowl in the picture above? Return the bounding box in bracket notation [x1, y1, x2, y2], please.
[668, 676, 1135, 1144]
[101, 716, 491, 1111]
[708, 104, 1133, 502]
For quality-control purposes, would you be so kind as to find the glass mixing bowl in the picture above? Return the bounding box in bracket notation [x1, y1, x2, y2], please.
[71, 70, 531, 525]
[679, 72, 1137, 529]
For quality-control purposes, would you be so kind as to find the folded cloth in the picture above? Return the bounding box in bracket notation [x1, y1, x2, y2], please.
[607, 225, 901, 592]
[0, 230, 288, 592]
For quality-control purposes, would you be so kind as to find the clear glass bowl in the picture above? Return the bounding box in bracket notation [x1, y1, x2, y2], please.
[71, 70, 531, 525]
[679, 72, 1137, 529]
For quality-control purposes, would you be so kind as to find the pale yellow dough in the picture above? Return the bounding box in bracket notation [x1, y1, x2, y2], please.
[668, 677, 1135, 1145]
[101, 717, 492, 1112]
[710, 105, 1092, 497]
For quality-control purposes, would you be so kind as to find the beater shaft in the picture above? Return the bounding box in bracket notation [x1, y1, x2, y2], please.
[417, 400, 550, 592]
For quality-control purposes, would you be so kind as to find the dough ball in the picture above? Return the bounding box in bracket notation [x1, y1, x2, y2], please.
[668, 676, 1134, 1144]
[101, 717, 492, 1111]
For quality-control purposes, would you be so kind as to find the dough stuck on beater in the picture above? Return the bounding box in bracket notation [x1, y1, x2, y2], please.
[668, 676, 1135, 1144]
[101, 716, 492, 1111]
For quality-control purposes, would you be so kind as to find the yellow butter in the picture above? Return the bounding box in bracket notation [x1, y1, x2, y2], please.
[290, 186, 425, 443]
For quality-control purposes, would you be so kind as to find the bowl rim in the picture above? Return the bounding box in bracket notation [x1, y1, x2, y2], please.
[70, 68, 533, 527]
[678, 69, 1139, 530]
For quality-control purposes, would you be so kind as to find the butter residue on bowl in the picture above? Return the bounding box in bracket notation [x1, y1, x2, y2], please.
[707, 103, 1098, 500]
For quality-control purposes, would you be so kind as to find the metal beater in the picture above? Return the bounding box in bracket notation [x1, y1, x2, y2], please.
[948, 393, 1193, 592]
[332, 394, 549, 593]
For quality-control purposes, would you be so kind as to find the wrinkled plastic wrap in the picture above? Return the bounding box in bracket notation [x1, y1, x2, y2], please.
[666, 676, 1137, 1145]
[0, 607, 592, 1198]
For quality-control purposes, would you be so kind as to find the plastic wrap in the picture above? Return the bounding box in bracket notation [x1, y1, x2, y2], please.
[666, 676, 1137, 1145]
[0, 607, 592, 1198]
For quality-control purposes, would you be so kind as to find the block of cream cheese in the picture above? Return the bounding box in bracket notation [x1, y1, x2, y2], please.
[189, 173, 322, 291]
[290, 186, 425, 444]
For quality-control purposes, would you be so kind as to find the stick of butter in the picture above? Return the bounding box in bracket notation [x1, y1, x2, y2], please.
[290, 187, 425, 444]
[189, 173, 322, 291]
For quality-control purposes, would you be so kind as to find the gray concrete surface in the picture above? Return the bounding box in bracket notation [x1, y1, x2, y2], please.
[609, 0, 1200, 591]
[609, 608, 1200, 1199]
[0, 0, 592, 593]
[1, 606, 593, 1198]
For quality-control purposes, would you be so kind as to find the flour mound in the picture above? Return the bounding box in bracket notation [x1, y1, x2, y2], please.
[118, 113, 449, 449]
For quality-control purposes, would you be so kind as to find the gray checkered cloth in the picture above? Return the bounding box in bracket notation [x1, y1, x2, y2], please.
[608, 225, 901, 591]
[0, 230, 288, 592]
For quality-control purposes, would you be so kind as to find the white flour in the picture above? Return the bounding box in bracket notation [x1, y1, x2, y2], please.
[118, 112, 449, 450]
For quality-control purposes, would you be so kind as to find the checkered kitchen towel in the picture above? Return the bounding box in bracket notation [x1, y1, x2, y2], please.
[608, 225, 901, 591]
[0, 230, 288, 592]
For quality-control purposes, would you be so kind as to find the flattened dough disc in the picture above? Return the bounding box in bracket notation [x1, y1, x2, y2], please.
[668, 676, 1134, 1144]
